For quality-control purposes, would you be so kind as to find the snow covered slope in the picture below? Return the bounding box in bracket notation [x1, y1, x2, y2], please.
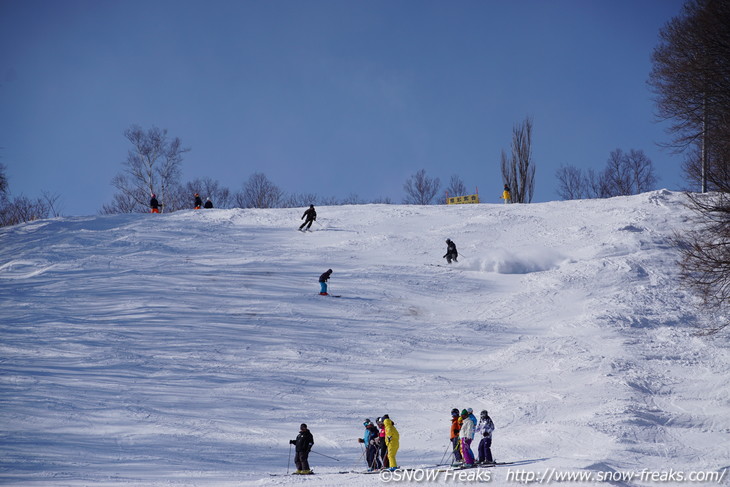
[1, 190, 728, 486]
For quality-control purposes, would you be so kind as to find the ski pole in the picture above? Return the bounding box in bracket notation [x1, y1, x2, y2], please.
[439, 442, 451, 465]
[310, 450, 340, 461]
[287, 442, 292, 474]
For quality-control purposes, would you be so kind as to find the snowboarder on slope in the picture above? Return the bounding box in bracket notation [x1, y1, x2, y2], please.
[150, 194, 160, 213]
[194, 193, 202, 209]
[476, 410, 495, 464]
[290, 423, 314, 475]
[459, 409, 476, 466]
[450, 408, 463, 463]
[300, 205, 317, 231]
[204, 197, 213, 209]
[383, 415, 399, 470]
[444, 239, 458, 264]
[319, 269, 332, 296]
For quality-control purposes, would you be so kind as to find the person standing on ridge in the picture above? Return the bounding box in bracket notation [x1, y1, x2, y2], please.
[444, 239, 458, 264]
[476, 410, 495, 464]
[194, 193, 202, 209]
[289, 423, 314, 475]
[319, 269, 332, 296]
[383, 414, 399, 471]
[502, 184, 511, 204]
[300, 204, 317, 231]
[150, 194, 160, 213]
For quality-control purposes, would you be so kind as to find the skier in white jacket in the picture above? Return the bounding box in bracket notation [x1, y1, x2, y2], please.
[459, 409, 476, 465]
[475, 410, 495, 464]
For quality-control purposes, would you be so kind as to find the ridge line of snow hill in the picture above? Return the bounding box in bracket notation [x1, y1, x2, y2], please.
[0, 190, 728, 486]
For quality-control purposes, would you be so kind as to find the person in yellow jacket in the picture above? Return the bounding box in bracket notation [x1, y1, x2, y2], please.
[383, 414, 399, 470]
[502, 184, 511, 204]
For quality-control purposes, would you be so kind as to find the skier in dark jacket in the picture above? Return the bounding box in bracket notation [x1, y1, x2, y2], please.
[194, 193, 202, 209]
[359, 419, 382, 471]
[444, 239, 458, 263]
[299, 205, 317, 231]
[150, 194, 160, 213]
[476, 410, 495, 464]
[290, 423, 314, 474]
[319, 269, 332, 295]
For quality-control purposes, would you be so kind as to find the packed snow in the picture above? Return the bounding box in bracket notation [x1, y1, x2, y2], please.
[1, 190, 728, 486]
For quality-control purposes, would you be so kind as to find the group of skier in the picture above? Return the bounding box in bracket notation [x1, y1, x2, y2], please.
[450, 408, 495, 467]
[359, 415, 400, 472]
[149, 193, 214, 213]
[291, 409, 493, 475]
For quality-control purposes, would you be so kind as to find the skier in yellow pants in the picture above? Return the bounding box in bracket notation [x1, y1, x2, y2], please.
[383, 415, 399, 470]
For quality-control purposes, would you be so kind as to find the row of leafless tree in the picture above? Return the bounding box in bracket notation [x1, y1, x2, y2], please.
[0, 163, 61, 227]
[556, 149, 658, 200]
[648, 0, 730, 320]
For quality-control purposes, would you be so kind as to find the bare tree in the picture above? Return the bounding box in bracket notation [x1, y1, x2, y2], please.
[0, 163, 8, 197]
[403, 169, 441, 205]
[446, 175, 468, 197]
[556, 150, 658, 200]
[555, 165, 588, 200]
[501, 117, 536, 203]
[649, 0, 730, 191]
[0, 164, 60, 226]
[676, 192, 730, 322]
[236, 172, 283, 208]
[105, 125, 189, 213]
[283, 193, 319, 208]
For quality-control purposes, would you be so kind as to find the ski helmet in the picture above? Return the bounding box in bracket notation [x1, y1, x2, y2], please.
[480, 410, 488, 418]
[451, 408, 460, 417]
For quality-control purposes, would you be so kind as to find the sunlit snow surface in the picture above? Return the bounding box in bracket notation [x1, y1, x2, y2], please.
[1, 190, 728, 486]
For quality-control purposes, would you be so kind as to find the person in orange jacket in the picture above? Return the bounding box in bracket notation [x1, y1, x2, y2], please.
[450, 408, 463, 464]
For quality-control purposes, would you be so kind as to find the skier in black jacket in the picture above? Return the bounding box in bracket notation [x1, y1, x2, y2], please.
[444, 239, 458, 263]
[299, 205, 317, 231]
[150, 194, 160, 213]
[319, 269, 332, 295]
[290, 423, 314, 474]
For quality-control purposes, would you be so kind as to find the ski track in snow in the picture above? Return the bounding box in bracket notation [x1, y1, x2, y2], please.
[1, 190, 729, 486]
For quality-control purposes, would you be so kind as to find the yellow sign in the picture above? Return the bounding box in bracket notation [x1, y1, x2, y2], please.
[447, 194, 480, 205]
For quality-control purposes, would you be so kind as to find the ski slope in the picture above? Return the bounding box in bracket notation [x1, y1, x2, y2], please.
[1, 190, 728, 486]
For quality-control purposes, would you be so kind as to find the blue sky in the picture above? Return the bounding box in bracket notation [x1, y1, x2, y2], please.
[1, 0, 686, 215]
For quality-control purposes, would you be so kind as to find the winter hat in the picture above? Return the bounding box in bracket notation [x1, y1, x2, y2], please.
[480, 410, 488, 418]
[382, 414, 390, 420]
[300, 423, 307, 430]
